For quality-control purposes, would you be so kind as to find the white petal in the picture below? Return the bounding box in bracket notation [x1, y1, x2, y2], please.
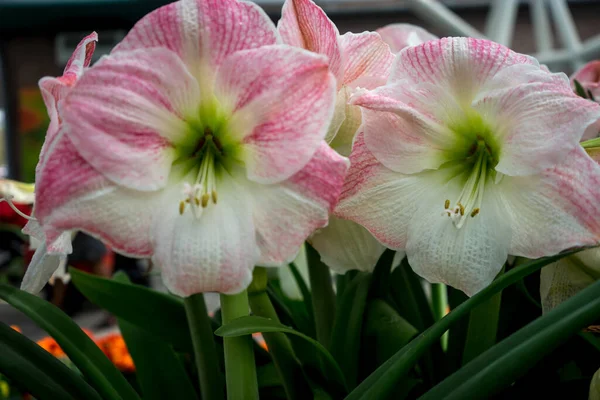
[20, 243, 66, 294]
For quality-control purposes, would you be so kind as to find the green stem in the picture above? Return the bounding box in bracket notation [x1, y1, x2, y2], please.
[184, 294, 224, 400]
[306, 243, 336, 348]
[462, 270, 503, 364]
[431, 283, 449, 351]
[220, 290, 258, 400]
[581, 136, 600, 148]
[248, 269, 312, 400]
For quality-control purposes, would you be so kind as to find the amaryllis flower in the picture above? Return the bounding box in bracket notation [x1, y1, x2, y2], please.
[376, 24, 437, 54]
[19, 33, 97, 293]
[571, 60, 600, 100]
[336, 38, 600, 295]
[278, 0, 396, 273]
[33, 0, 348, 296]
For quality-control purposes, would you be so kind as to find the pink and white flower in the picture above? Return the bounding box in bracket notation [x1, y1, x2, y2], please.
[33, 0, 348, 296]
[376, 23, 437, 54]
[278, 0, 397, 273]
[20, 33, 97, 293]
[571, 60, 600, 100]
[336, 38, 600, 295]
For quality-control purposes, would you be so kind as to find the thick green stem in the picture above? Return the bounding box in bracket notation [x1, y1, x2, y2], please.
[431, 283, 449, 350]
[306, 244, 336, 348]
[220, 290, 258, 400]
[184, 293, 224, 400]
[462, 283, 502, 364]
[249, 268, 312, 400]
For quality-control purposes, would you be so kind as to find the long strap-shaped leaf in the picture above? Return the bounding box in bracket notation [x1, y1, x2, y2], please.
[344, 248, 584, 400]
[70, 268, 193, 352]
[0, 283, 139, 400]
[0, 322, 100, 400]
[420, 277, 600, 399]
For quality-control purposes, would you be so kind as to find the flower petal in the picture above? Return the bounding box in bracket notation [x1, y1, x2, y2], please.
[21, 245, 67, 294]
[351, 84, 461, 174]
[499, 147, 600, 257]
[376, 24, 437, 53]
[338, 31, 394, 89]
[154, 178, 258, 296]
[62, 48, 200, 191]
[249, 142, 349, 265]
[310, 216, 386, 274]
[277, 0, 342, 80]
[34, 132, 155, 257]
[474, 80, 600, 176]
[113, 0, 277, 75]
[335, 133, 448, 249]
[406, 181, 511, 296]
[216, 45, 337, 183]
[62, 32, 98, 83]
[390, 38, 535, 105]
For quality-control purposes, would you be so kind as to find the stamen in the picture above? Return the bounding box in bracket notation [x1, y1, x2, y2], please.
[212, 190, 218, 204]
[179, 201, 185, 215]
[0, 196, 37, 221]
[471, 208, 480, 217]
[444, 199, 450, 209]
[201, 193, 210, 208]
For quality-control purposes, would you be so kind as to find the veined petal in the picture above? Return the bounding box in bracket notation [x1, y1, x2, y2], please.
[154, 178, 258, 296]
[335, 133, 447, 249]
[390, 38, 535, 105]
[310, 216, 386, 274]
[62, 48, 200, 191]
[34, 132, 155, 257]
[500, 147, 600, 257]
[540, 247, 600, 313]
[277, 0, 342, 80]
[250, 142, 349, 265]
[376, 24, 437, 53]
[217, 45, 336, 183]
[474, 80, 600, 176]
[113, 0, 277, 76]
[338, 31, 394, 89]
[406, 181, 511, 296]
[61, 32, 98, 83]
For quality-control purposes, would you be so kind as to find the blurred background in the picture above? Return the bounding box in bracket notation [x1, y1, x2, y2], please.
[0, 0, 599, 336]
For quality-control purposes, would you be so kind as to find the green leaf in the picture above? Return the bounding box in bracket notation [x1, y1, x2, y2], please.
[214, 315, 347, 391]
[112, 272, 198, 400]
[345, 248, 584, 400]
[369, 249, 396, 297]
[289, 262, 314, 322]
[257, 363, 282, 388]
[0, 322, 100, 400]
[70, 268, 193, 352]
[420, 277, 600, 399]
[0, 283, 139, 400]
[574, 79, 588, 98]
[306, 243, 336, 348]
[330, 272, 371, 388]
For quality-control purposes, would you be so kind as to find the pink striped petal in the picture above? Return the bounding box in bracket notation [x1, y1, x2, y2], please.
[38, 32, 97, 168]
[278, 0, 342, 81]
[154, 179, 258, 296]
[376, 24, 437, 53]
[250, 142, 349, 265]
[474, 80, 600, 176]
[338, 32, 394, 89]
[390, 38, 535, 103]
[62, 48, 200, 191]
[216, 45, 336, 183]
[34, 131, 155, 257]
[113, 0, 277, 74]
[500, 147, 600, 258]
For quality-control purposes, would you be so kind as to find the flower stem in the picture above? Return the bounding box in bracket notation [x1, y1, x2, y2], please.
[306, 243, 336, 348]
[183, 293, 224, 400]
[248, 268, 312, 400]
[431, 283, 449, 350]
[220, 290, 258, 400]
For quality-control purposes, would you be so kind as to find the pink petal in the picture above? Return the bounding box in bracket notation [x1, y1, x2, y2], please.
[250, 142, 349, 265]
[62, 48, 200, 191]
[38, 32, 98, 168]
[376, 23, 437, 53]
[570, 60, 600, 99]
[277, 0, 342, 81]
[500, 147, 600, 258]
[390, 38, 535, 103]
[154, 179, 258, 296]
[474, 80, 600, 176]
[34, 131, 155, 257]
[113, 0, 277, 73]
[338, 31, 394, 89]
[216, 45, 336, 183]
[351, 84, 462, 174]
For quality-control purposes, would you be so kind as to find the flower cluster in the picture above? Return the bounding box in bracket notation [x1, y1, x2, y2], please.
[21, 0, 600, 298]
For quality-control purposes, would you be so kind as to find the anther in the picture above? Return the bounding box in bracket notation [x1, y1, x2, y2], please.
[444, 199, 450, 209]
[195, 197, 200, 206]
[179, 201, 185, 215]
[201, 193, 210, 208]
[459, 203, 465, 216]
[470, 208, 480, 217]
[212, 190, 218, 204]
